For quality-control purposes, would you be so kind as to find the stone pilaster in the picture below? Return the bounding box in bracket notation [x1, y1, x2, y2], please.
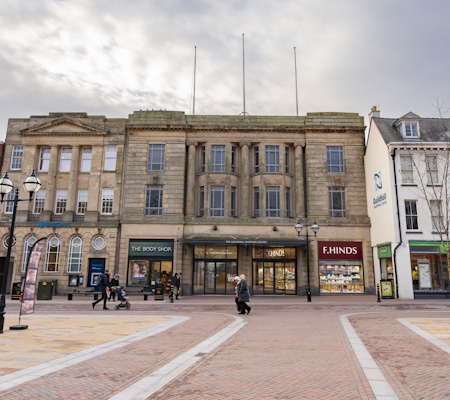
[239, 142, 250, 218]
[85, 145, 102, 222]
[63, 145, 80, 221]
[41, 145, 59, 221]
[294, 143, 304, 218]
[185, 143, 197, 217]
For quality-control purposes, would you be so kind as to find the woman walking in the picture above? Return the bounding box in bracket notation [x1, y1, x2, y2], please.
[237, 274, 251, 314]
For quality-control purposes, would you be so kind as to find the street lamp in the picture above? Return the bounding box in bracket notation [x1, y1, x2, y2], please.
[295, 219, 319, 302]
[0, 170, 41, 333]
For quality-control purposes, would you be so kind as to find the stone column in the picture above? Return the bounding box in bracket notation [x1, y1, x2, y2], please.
[63, 145, 80, 221]
[294, 143, 305, 218]
[85, 146, 102, 222]
[185, 142, 197, 217]
[41, 145, 59, 221]
[239, 142, 250, 218]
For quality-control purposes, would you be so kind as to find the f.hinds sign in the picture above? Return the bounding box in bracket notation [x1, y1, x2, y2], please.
[318, 242, 362, 260]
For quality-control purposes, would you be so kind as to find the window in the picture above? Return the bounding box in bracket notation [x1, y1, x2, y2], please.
[101, 188, 114, 215]
[431, 200, 444, 231]
[231, 146, 237, 173]
[67, 236, 83, 273]
[404, 122, 419, 138]
[45, 236, 60, 272]
[39, 148, 50, 172]
[21, 235, 37, 272]
[3, 191, 14, 214]
[265, 146, 279, 173]
[405, 200, 418, 230]
[327, 146, 344, 173]
[328, 187, 347, 218]
[77, 189, 88, 215]
[55, 190, 67, 214]
[199, 186, 204, 216]
[92, 235, 106, 250]
[231, 187, 237, 217]
[253, 187, 260, 217]
[10, 145, 23, 170]
[33, 190, 45, 214]
[285, 147, 290, 174]
[210, 186, 225, 216]
[104, 145, 117, 171]
[400, 156, 414, 184]
[145, 185, 163, 216]
[286, 187, 291, 218]
[200, 146, 205, 173]
[80, 148, 92, 172]
[266, 186, 280, 217]
[59, 148, 72, 172]
[148, 144, 165, 171]
[426, 156, 439, 185]
[211, 145, 225, 172]
[254, 147, 260, 173]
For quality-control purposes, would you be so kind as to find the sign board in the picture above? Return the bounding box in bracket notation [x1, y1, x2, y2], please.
[380, 280, 393, 298]
[11, 282, 22, 300]
[418, 261, 432, 289]
[129, 240, 174, 257]
[318, 242, 363, 260]
[377, 244, 392, 259]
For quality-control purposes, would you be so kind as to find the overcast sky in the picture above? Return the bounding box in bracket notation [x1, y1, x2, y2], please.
[1, 0, 450, 141]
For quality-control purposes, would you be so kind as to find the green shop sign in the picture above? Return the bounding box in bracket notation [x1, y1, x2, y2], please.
[377, 244, 391, 259]
[129, 240, 174, 257]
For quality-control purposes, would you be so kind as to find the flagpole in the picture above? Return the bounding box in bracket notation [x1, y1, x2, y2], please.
[294, 46, 299, 117]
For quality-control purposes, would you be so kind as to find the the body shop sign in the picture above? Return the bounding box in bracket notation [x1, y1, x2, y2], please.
[318, 242, 363, 260]
[129, 240, 174, 257]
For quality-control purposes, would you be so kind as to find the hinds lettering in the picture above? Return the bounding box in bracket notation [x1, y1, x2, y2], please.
[318, 241, 362, 260]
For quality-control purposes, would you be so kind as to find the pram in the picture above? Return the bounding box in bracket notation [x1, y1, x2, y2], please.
[113, 286, 131, 310]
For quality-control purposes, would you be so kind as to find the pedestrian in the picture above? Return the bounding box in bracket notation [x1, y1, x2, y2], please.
[174, 273, 181, 299]
[109, 274, 120, 301]
[237, 274, 251, 314]
[234, 275, 241, 312]
[92, 270, 112, 310]
[168, 279, 174, 303]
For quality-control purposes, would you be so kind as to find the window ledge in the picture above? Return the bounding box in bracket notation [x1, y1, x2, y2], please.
[432, 231, 446, 234]
[401, 184, 417, 187]
[427, 184, 442, 187]
[406, 231, 422, 234]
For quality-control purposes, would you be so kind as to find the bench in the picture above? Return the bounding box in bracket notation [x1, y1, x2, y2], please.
[123, 287, 150, 300]
[67, 288, 100, 301]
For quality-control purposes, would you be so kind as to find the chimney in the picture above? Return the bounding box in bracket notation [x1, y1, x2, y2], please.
[368, 106, 380, 123]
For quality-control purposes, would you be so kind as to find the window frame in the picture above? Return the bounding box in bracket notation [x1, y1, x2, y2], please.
[286, 187, 291, 218]
[44, 236, 61, 272]
[210, 186, 225, 217]
[3, 191, 14, 214]
[101, 188, 114, 215]
[400, 155, 414, 184]
[199, 186, 205, 217]
[33, 189, 45, 214]
[265, 186, 281, 217]
[80, 147, 92, 172]
[76, 189, 88, 215]
[326, 146, 344, 173]
[148, 144, 165, 171]
[67, 236, 83, 273]
[253, 187, 260, 217]
[21, 235, 37, 273]
[211, 145, 226, 173]
[426, 155, 439, 185]
[430, 200, 444, 232]
[145, 185, 163, 216]
[39, 147, 51, 172]
[200, 146, 206, 173]
[59, 148, 72, 172]
[55, 189, 68, 214]
[328, 187, 347, 218]
[265, 145, 280, 173]
[10, 145, 23, 170]
[254, 146, 260, 173]
[104, 145, 117, 171]
[404, 121, 419, 138]
[405, 200, 419, 230]
[285, 147, 290, 174]
[231, 186, 237, 217]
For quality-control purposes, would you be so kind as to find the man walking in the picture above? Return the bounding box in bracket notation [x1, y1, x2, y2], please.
[92, 270, 111, 310]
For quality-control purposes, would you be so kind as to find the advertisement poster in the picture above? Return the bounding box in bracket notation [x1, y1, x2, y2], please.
[380, 280, 393, 298]
[130, 260, 149, 283]
[418, 262, 432, 289]
[20, 241, 45, 315]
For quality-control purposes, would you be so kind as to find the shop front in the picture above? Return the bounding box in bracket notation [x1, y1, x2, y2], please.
[410, 241, 450, 298]
[252, 246, 297, 295]
[377, 244, 394, 298]
[127, 239, 174, 293]
[318, 241, 364, 294]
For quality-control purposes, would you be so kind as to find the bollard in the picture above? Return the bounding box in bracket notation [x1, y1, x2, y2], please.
[377, 283, 381, 302]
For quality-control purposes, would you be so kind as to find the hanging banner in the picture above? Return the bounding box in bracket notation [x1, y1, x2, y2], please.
[20, 240, 45, 315]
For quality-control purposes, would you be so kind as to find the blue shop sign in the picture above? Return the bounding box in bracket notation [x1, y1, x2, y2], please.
[38, 222, 71, 228]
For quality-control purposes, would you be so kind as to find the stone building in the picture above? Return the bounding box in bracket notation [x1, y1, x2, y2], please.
[0, 113, 125, 295]
[1, 110, 373, 297]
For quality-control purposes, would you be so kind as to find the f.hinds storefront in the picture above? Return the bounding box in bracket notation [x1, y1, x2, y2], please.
[318, 241, 365, 294]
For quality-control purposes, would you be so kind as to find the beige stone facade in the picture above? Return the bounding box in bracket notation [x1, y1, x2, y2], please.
[1, 110, 373, 297]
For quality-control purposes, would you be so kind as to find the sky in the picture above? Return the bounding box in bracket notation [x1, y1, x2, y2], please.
[1, 0, 450, 141]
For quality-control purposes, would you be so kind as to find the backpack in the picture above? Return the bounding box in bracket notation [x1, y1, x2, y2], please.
[97, 273, 105, 287]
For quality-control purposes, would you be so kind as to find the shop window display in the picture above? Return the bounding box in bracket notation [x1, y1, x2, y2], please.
[319, 262, 364, 293]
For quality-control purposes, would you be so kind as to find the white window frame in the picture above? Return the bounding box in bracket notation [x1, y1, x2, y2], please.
[59, 148, 72, 172]
[400, 155, 414, 184]
[405, 200, 418, 230]
[101, 188, 114, 215]
[55, 190, 67, 214]
[67, 236, 83, 273]
[33, 189, 45, 214]
[145, 185, 163, 216]
[265, 186, 280, 217]
[327, 146, 344, 173]
[39, 148, 51, 172]
[426, 156, 439, 185]
[21, 235, 37, 272]
[80, 148, 92, 172]
[431, 200, 444, 232]
[328, 187, 347, 218]
[265, 145, 280, 173]
[44, 236, 61, 272]
[210, 186, 225, 217]
[104, 145, 117, 171]
[148, 144, 165, 171]
[10, 145, 23, 170]
[211, 145, 226, 173]
[403, 121, 420, 138]
[77, 189, 88, 215]
[3, 191, 14, 214]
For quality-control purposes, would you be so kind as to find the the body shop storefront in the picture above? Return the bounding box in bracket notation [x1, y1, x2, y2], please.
[318, 241, 364, 294]
[127, 240, 174, 292]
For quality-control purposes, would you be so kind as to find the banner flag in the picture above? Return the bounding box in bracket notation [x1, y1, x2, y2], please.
[20, 241, 45, 315]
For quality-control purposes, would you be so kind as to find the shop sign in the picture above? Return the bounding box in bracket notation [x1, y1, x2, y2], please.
[38, 221, 71, 228]
[318, 241, 363, 260]
[372, 171, 387, 209]
[377, 244, 391, 259]
[129, 240, 174, 257]
[380, 280, 393, 298]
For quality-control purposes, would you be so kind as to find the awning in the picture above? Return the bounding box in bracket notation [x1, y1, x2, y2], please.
[410, 240, 447, 254]
[182, 237, 308, 246]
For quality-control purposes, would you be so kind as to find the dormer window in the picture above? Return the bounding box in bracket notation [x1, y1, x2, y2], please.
[404, 122, 419, 138]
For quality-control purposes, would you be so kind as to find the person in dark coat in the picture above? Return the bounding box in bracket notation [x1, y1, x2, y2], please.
[237, 274, 251, 314]
[109, 274, 119, 301]
[92, 270, 111, 310]
[175, 273, 181, 299]
[234, 275, 241, 312]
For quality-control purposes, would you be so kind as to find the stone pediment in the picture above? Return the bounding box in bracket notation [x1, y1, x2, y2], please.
[21, 117, 108, 136]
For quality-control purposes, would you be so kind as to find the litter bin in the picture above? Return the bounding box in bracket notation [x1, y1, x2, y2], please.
[37, 281, 54, 300]
[154, 282, 164, 301]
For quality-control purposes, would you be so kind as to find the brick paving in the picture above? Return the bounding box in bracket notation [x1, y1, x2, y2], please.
[0, 295, 449, 399]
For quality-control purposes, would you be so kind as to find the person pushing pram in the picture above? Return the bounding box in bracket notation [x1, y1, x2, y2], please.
[112, 285, 130, 309]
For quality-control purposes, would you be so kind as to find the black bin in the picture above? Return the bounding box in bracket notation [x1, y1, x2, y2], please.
[37, 281, 54, 300]
[154, 283, 164, 301]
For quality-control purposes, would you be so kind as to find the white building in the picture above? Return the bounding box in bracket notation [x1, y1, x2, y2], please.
[365, 107, 450, 299]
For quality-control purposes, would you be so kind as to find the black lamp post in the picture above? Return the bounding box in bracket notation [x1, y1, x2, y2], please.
[295, 219, 319, 302]
[0, 170, 41, 333]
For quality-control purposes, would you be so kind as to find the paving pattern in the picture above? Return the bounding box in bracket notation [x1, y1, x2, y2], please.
[0, 296, 449, 399]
